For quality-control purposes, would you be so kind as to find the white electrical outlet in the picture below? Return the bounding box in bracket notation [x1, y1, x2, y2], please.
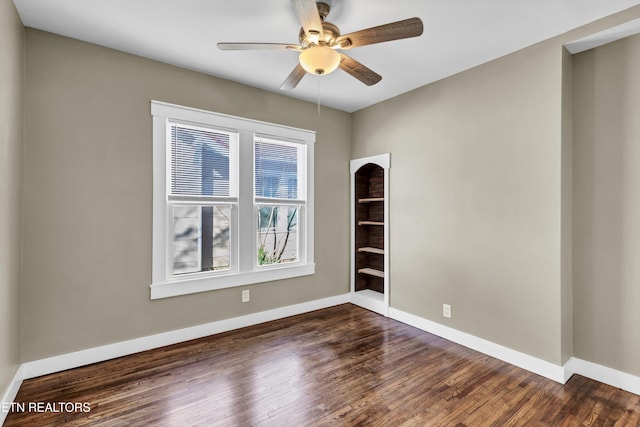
[242, 289, 250, 303]
[443, 304, 452, 318]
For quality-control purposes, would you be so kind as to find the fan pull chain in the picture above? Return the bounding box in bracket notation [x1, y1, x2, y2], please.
[317, 82, 321, 115]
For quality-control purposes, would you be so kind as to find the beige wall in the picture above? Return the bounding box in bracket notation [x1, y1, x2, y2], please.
[573, 33, 640, 376]
[12, 2, 640, 379]
[352, 41, 566, 364]
[0, 0, 24, 392]
[21, 29, 351, 361]
[350, 5, 640, 368]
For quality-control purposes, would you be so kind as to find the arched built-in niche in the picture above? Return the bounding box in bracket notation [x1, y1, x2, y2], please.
[350, 153, 390, 316]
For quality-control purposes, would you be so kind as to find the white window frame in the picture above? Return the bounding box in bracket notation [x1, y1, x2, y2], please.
[254, 136, 307, 270]
[151, 101, 315, 299]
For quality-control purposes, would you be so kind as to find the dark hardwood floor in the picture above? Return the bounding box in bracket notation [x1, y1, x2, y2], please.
[5, 304, 640, 426]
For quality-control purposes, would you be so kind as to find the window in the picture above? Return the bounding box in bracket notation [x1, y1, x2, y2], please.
[254, 138, 305, 267]
[169, 124, 237, 276]
[151, 101, 315, 299]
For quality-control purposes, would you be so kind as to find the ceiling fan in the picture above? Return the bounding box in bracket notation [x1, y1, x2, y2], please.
[217, 0, 423, 90]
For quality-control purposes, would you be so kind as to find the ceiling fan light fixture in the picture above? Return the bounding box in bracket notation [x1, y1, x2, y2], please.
[298, 45, 340, 75]
[218, 0, 424, 89]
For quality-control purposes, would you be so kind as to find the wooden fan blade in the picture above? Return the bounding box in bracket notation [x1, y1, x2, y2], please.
[217, 43, 301, 51]
[336, 17, 423, 49]
[281, 64, 307, 90]
[292, 0, 324, 41]
[339, 54, 382, 86]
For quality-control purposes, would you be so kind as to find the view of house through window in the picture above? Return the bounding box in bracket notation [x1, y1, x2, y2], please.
[172, 204, 231, 275]
[169, 123, 236, 276]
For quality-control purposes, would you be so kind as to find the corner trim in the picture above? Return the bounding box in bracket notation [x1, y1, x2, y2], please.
[564, 18, 640, 54]
[21, 294, 350, 380]
[0, 365, 24, 425]
[388, 307, 567, 383]
[350, 290, 388, 316]
[564, 357, 640, 396]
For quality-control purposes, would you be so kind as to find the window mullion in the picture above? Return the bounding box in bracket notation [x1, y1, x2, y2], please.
[237, 130, 255, 273]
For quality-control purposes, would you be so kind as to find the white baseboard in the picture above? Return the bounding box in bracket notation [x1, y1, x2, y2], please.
[350, 290, 388, 316]
[389, 307, 640, 395]
[21, 293, 350, 380]
[5, 296, 639, 416]
[0, 365, 24, 425]
[564, 357, 640, 395]
[389, 307, 567, 383]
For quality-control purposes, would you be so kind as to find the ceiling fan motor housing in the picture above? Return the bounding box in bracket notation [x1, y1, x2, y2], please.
[298, 21, 341, 47]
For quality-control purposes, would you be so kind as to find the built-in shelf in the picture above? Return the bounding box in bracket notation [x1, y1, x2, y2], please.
[358, 247, 384, 255]
[358, 268, 385, 278]
[358, 220, 384, 226]
[351, 154, 389, 311]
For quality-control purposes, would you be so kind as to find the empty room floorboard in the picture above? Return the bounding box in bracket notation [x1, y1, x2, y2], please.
[4, 304, 640, 426]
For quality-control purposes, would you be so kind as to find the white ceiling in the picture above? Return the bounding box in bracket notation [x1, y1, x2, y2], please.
[12, 0, 640, 112]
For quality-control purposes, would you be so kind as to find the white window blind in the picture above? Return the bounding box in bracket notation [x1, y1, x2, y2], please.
[170, 123, 236, 198]
[168, 123, 237, 277]
[254, 138, 304, 200]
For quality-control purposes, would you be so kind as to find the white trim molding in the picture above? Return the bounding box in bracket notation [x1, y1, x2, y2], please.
[349, 153, 391, 316]
[565, 18, 640, 54]
[350, 289, 387, 317]
[151, 100, 316, 299]
[0, 365, 24, 425]
[389, 307, 567, 383]
[564, 357, 640, 396]
[20, 294, 349, 380]
[151, 264, 316, 299]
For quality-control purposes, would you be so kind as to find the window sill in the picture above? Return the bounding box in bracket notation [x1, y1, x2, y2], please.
[150, 263, 316, 300]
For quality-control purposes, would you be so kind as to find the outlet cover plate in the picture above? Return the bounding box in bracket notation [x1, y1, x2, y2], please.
[443, 304, 451, 318]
